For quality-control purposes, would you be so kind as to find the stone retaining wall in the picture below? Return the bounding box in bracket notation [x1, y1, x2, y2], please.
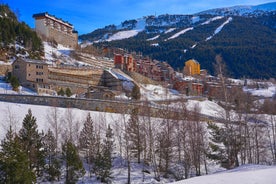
[0, 65, 11, 75]
[0, 94, 137, 113]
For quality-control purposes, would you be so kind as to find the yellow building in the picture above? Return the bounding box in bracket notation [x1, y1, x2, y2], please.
[183, 59, 200, 76]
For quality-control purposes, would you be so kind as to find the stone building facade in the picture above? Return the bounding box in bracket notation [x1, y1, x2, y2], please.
[11, 58, 124, 97]
[33, 12, 78, 48]
[12, 58, 54, 94]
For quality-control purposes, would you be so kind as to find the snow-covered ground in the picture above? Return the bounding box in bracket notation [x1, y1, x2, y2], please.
[0, 77, 37, 95]
[43, 42, 73, 62]
[0, 76, 276, 183]
[0, 100, 275, 183]
[244, 85, 276, 98]
[140, 84, 181, 101]
[171, 164, 276, 184]
[43, 42, 89, 67]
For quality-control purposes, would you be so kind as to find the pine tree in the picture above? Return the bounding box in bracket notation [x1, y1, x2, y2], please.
[0, 126, 36, 183]
[79, 113, 96, 176]
[65, 88, 72, 97]
[18, 109, 45, 177]
[44, 129, 61, 181]
[9, 75, 20, 91]
[62, 141, 85, 184]
[94, 124, 114, 183]
[58, 88, 65, 96]
[207, 121, 241, 169]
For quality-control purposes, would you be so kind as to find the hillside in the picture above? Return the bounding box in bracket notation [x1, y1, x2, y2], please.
[173, 165, 276, 184]
[0, 4, 43, 61]
[80, 2, 276, 79]
[0, 76, 276, 183]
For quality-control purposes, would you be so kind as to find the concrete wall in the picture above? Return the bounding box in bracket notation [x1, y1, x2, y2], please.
[48, 28, 78, 48]
[35, 19, 49, 37]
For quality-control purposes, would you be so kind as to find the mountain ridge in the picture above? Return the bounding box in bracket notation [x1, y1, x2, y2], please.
[80, 2, 276, 79]
[80, 2, 276, 42]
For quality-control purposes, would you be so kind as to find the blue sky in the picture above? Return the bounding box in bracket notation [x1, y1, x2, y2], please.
[2, 0, 275, 34]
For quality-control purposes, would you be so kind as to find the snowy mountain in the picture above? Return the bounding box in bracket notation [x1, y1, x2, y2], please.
[79, 2, 276, 79]
[198, 2, 276, 16]
[80, 2, 276, 42]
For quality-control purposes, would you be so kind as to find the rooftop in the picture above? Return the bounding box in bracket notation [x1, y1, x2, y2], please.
[15, 58, 48, 65]
[33, 12, 73, 27]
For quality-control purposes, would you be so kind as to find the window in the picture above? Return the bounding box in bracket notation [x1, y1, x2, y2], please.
[14, 65, 20, 69]
[36, 72, 43, 75]
[36, 78, 43, 83]
[36, 65, 43, 69]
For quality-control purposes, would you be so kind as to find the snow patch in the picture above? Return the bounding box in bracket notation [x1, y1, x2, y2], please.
[101, 18, 146, 42]
[151, 43, 159, 47]
[191, 43, 197, 49]
[106, 30, 140, 42]
[165, 28, 176, 34]
[201, 16, 224, 25]
[244, 86, 276, 98]
[167, 27, 194, 40]
[205, 17, 233, 41]
[215, 17, 233, 34]
[147, 35, 160, 41]
[191, 16, 200, 24]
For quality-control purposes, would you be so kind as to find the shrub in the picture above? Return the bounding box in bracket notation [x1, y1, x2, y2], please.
[10, 75, 20, 91]
[65, 88, 72, 97]
[57, 88, 65, 96]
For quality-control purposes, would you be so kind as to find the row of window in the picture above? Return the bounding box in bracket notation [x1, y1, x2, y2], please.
[36, 78, 43, 82]
[36, 65, 43, 69]
[15, 65, 44, 70]
[36, 72, 44, 75]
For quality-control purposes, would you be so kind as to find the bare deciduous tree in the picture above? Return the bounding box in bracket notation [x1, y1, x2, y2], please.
[62, 108, 79, 144]
[46, 106, 62, 152]
[2, 105, 19, 133]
